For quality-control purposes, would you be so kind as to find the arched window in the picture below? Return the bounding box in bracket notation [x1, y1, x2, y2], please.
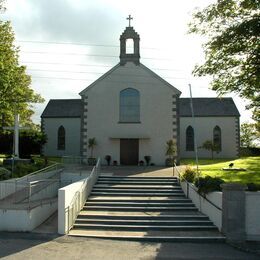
[186, 126, 194, 151]
[213, 126, 222, 151]
[120, 88, 140, 123]
[57, 126, 65, 150]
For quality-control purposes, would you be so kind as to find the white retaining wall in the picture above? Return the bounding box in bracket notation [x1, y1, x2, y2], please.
[245, 192, 260, 241]
[58, 179, 86, 234]
[181, 181, 222, 230]
[0, 200, 57, 231]
[181, 182, 260, 240]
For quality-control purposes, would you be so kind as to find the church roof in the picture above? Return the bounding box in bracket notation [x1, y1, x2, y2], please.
[41, 99, 81, 118]
[179, 98, 240, 117]
[41, 97, 240, 118]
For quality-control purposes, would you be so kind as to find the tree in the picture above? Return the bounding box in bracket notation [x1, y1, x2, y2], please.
[240, 122, 259, 147]
[0, 8, 44, 129]
[189, 0, 260, 124]
[200, 140, 220, 159]
[0, 0, 5, 12]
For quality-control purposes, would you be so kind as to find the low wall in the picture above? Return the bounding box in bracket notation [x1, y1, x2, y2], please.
[58, 179, 86, 234]
[245, 191, 260, 241]
[0, 200, 57, 231]
[181, 181, 222, 230]
[181, 181, 260, 241]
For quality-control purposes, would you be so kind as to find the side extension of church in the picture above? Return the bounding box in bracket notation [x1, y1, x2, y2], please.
[41, 25, 240, 165]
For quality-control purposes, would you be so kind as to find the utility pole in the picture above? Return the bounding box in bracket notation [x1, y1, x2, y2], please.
[188, 84, 199, 178]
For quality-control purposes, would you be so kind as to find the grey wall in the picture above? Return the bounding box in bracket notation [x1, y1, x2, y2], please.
[42, 118, 81, 156]
[180, 117, 239, 158]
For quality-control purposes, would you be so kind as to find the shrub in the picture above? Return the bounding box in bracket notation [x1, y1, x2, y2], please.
[13, 163, 38, 178]
[247, 183, 260, 191]
[180, 166, 196, 183]
[195, 176, 225, 194]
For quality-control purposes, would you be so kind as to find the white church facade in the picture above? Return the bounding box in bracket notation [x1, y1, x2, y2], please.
[41, 25, 240, 165]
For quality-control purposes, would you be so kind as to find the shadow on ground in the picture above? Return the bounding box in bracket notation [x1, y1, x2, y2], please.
[0, 232, 59, 258]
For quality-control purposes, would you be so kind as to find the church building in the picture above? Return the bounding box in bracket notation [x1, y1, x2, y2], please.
[41, 23, 240, 165]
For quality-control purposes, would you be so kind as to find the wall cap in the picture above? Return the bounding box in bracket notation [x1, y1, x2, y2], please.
[221, 183, 247, 191]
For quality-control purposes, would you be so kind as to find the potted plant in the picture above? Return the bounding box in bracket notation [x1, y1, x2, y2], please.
[165, 139, 176, 166]
[88, 137, 97, 165]
[139, 160, 144, 166]
[144, 155, 151, 166]
[105, 155, 111, 166]
[113, 160, 118, 166]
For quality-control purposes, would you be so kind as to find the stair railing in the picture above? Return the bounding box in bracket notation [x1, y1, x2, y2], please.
[66, 158, 101, 233]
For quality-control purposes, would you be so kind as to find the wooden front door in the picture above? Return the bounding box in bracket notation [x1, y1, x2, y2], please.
[120, 139, 139, 165]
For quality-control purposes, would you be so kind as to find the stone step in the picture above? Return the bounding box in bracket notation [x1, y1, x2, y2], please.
[69, 230, 225, 243]
[94, 184, 181, 188]
[90, 192, 186, 197]
[85, 202, 195, 207]
[97, 181, 179, 185]
[79, 210, 203, 216]
[83, 205, 197, 211]
[78, 212, 208, 220]
[88, 196, 188, 201]
[87, 198, 192, 203]
[75, 218, 214, 226]
[73, 223, 218, 231]
[99, 176, 178, 180]
[92, 188, 183, 193]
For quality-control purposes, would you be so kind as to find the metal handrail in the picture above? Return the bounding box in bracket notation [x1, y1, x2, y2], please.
[0, 163, 63, 200]
[175, 163, 222, 211]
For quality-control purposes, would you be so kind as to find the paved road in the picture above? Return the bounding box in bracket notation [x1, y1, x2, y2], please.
[0, 232, 259, 260]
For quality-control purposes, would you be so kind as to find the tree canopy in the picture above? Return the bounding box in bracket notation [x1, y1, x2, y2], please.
[240, 122, 259, 147]
[0, 5, 44, 128]
[189, 0, 260, 123]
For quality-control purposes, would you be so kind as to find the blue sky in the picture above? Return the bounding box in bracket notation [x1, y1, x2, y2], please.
[2, 0, 252, 124]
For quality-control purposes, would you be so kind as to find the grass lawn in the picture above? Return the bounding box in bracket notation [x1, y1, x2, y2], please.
[180, 156, 260, 184]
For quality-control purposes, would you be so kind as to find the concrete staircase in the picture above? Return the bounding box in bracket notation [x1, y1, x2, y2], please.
[69, 176, 225, 242]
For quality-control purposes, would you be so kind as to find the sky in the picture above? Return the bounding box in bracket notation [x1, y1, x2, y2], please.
[1, 0, 252, 124]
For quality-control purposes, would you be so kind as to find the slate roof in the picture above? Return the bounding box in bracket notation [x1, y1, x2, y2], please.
[179, 98, 240, 117]
[41, 99, 81, 118]
[41, 97, 240, 118]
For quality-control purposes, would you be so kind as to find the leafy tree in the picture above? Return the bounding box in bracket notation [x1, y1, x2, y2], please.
[0, 6, 44, 129]
[0, 128, 46, 156]
[200, 140, 220, 159]
[0, 0, 5, 12]
[189, 0, 260, 124]
[240, 122, 259, 147]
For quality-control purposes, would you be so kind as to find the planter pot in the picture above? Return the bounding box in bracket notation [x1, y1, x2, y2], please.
[88, 158, 97, 166]
[113, 160, 118, 166]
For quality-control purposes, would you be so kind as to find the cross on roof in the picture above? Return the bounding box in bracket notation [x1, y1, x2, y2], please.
[127, 15, 133, 27]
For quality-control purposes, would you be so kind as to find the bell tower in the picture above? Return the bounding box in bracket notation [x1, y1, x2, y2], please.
[120, 15, 140, 65]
